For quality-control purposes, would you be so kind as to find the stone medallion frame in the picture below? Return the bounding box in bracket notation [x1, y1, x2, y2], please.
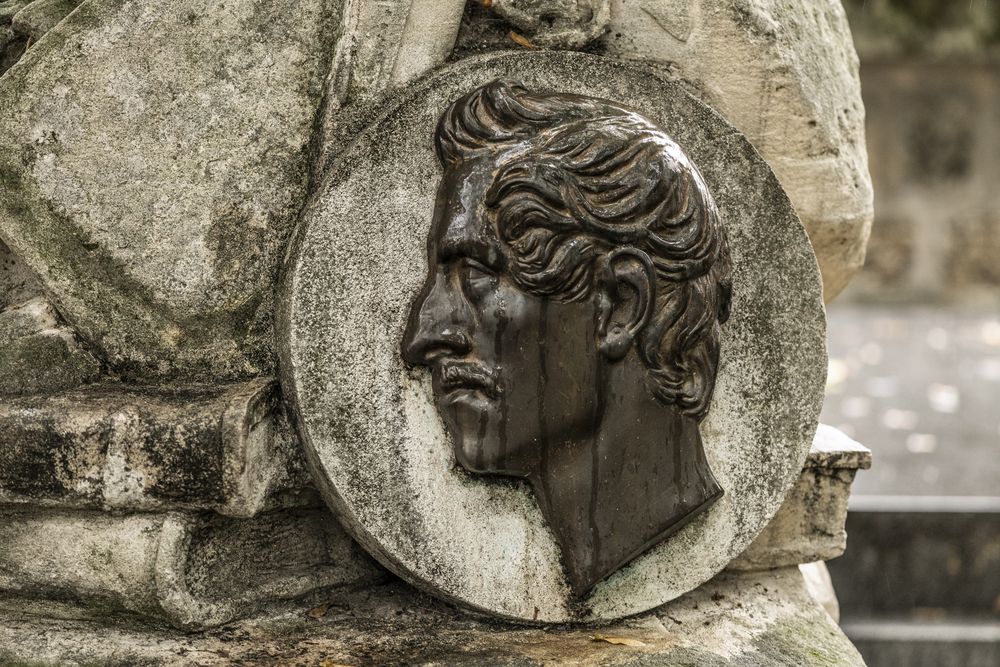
[279, 51, 826, 622]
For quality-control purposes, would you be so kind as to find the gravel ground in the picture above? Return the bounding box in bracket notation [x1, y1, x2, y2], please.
[822, 304, 1000, 498]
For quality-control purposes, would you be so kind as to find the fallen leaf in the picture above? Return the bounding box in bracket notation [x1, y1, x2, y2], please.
[319, 660, 354, 667]
[307, 603, 331, 619]
[592, 634, 647, 647]
[508, 31, 535, 49]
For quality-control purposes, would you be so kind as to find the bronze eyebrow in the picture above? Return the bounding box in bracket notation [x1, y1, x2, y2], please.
[438, 237, 506, 272]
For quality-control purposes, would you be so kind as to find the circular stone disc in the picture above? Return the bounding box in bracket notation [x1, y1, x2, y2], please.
[280, 51, 826, 622]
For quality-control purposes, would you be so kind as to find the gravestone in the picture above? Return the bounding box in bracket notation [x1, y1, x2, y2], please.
[0, 1, 873, 664]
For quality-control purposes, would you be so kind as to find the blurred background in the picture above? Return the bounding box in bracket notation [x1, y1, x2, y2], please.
[824, 2, 1000, 665]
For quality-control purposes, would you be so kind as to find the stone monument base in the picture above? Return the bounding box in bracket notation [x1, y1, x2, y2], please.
[0, 566, 864, 666]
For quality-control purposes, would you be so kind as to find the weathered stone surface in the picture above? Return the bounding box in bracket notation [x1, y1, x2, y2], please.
[0, 414, 868, 618]
[0, 1, 28, 75]
[490, 0, 611, 48]
[315, 0, 467, 173]
[0, 0, 338, 381]
[0, 0, 82, 83]
[599, 0, 873, 301]
[282, 51, 826, 622]
[0, 238, 43, 309]
[0, 378, 310, 516]
[730, 425, 871, 571]
[0, 294, 54, 340]
[807, 423, 873, 470]
[9, 0, 79, 42]
[0, 0, 29, 23]
[0, 566, 866, 665]
[332, 0, 466, 96]
[0, 296, 100, 395]
[0, 507, 384, 630]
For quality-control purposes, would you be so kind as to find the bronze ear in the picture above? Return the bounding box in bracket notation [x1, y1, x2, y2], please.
[599, 324, 631, 360]
[596, 248, 656, 361]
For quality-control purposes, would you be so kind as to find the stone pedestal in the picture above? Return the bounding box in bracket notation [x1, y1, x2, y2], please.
[0, 410, 871, 663]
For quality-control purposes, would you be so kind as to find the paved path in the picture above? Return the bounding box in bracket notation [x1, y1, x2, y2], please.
[822, 305, 1000, 498]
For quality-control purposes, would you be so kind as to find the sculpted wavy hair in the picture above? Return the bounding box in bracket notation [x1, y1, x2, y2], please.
[435, 80, 732, 420]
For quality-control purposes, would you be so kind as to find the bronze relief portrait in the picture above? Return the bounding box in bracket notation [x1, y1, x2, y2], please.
[402, 80, 733, 597]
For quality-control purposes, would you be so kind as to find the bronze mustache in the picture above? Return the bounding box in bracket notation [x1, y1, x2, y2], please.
[437, 360, 502, 399]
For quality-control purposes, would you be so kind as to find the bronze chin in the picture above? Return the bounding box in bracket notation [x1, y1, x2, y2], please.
[402, 79, 733, 597]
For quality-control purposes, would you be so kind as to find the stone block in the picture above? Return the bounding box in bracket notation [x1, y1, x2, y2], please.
[730, 425, 872, 571]
[9, 0, 79, 42]
[0, 506, 384, 630]
[600, 0, 874, 301]
[489, 0, 611, 48]
[0, 0, 338, 381]
[0, 238, 43, 309]
[0, 296, 100, 395]
[0, 378, 310, 516]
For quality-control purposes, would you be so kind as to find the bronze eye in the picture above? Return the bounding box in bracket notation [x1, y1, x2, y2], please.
[458, 259, 497, 301]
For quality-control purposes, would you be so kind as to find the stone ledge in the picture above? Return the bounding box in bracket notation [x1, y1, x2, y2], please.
[0, 378, 311, 517]
[807, 424, 873, 470]
[0, 506, 384, 630]
[0, 390, 869, 571]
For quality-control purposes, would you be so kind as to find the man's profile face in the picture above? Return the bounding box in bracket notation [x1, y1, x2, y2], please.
[402, 155, 602, 478]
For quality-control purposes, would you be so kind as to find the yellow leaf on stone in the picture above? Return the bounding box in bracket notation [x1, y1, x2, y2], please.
[591, 634, 647, 647]
[307, 603, 331, 619]
[508, 31, 535, 49]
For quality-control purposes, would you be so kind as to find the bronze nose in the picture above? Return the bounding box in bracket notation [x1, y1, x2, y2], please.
[402, 268, 472, 365]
